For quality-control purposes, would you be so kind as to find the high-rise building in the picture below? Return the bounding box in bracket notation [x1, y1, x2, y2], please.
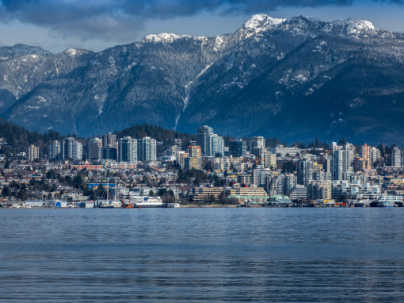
[391, 147, 401, 167]
[297, 159, 313, 186]
[307, 181, 332, 200]
[250, 136, 265, 152]
[208, 134, 225, 157]
[285, 174, 296, 193]
[313, 170, 332, 181]
[187, 146, 201, 158]
[118, 136, 137, 163]
[26, 145, 39, 161]
[269, 174, 286, 196]
[332, 143, 352, 180]
[102, 132, 117, 148]
[252, 165, 271, 187]
[323, 158, 332, 173]
[370, 147, 380, 166]
[62, 138, 82, 160]
[184, 157, 201, 170]
[102, 147, 117, 161]
[49, 140, 62, 160]
[177, 151, 189, 168]
[88, 138, 102, 160]
[229, 139, 246, 158]
[197, 125, 214, 155]
[361, 144, 372, 168]
[137, 137, 156, 161]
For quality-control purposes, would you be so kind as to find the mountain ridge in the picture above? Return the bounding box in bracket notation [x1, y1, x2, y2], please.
[1, 14, 404, 145]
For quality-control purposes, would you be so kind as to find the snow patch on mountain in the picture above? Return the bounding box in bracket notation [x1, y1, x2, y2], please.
[239, 14, 286, 38]
[323, 19, 377, 36]
[145, 33, 181, 43]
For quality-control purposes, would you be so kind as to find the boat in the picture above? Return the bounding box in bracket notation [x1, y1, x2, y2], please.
[376, 196, 399, 208]
[376, 201, 395, 207]
[132, 196, 168, 208]
[98, 200, 122, 208]
[97, 181, 122, 208]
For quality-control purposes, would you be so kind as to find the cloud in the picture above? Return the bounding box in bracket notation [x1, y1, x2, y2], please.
[0, 0, 402, 43]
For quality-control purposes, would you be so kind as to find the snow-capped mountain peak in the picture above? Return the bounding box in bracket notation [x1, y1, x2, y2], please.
[322, 18, 377, 36]
[144, 33, 181, 43]
[239, 14, 286, 38]
[243, 14, 286, 31]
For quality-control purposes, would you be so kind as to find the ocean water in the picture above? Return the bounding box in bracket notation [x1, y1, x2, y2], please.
[1, 208, 404, 302]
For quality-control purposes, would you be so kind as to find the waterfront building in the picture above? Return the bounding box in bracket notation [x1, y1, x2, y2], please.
[137, 137, 156, 161]
[188, 187, 223, 202]
[307, 181, 332, 200]
[288, 185, 307, 200]
[228, 184, 269, 205]
[118, 136, 137, 163]
[26, 144, 39, 161]
[229, 139, 246, 158]
[196, 125, 213, 155]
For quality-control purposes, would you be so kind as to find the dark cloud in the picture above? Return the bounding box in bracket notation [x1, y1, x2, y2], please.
[0, 0, 401, 42]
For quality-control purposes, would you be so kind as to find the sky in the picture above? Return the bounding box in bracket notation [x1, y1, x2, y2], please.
[0, 0, 403, 53]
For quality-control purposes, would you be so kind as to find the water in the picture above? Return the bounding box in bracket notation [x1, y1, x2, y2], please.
[1, 208, 404, 302]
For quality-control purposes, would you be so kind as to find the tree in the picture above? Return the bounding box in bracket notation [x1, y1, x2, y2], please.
[4, 160, 10, 169]
[17, 189, 27, 201]
[149, 190, 154, 197]
[218, 192, 227, 204]
[73, 174, 83, 188]
[2, 186, 10, 197]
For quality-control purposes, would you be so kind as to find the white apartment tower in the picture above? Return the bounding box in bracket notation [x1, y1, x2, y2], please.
[391, 147, 401, 167]
[118, 136, 137, 163]
[26, 145, 39, 161]
[137, 137, 157, 161]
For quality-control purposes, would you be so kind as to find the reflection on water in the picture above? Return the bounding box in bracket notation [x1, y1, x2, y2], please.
[1, 208, 404, 302]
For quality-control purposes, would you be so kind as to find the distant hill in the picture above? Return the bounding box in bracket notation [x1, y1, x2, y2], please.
[0, 123, 194, 156]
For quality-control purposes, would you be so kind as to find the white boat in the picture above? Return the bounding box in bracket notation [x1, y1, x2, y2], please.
[11, 203, 21, 208]
[97, 200, 122, 208]
[132, 196, 168, 208]
[97, 181, 122, 208]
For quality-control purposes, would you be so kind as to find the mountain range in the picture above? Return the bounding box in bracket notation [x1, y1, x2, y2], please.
[1, 14, 404, 145]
